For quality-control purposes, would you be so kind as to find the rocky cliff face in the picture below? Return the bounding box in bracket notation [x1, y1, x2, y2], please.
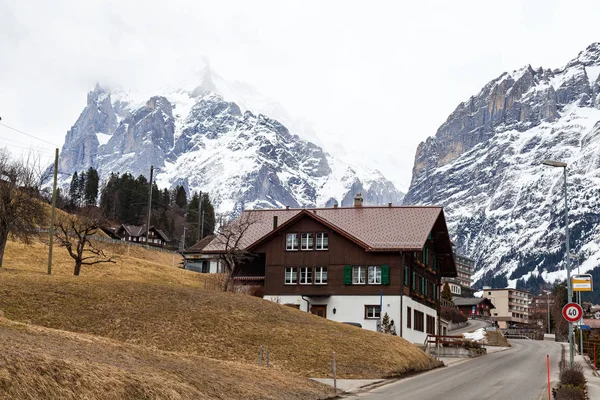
[58, 74, 404, 214]
[404, 43, 600, 287]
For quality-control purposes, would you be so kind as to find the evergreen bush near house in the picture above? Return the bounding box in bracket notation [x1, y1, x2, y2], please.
[381, 313, 397, 336]
[441, 282, 453, 304]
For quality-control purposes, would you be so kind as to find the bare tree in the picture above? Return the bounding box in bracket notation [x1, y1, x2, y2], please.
[53, 207, 117, 275]
[0, 148, 48, 268]
[215, 212, 259, 291]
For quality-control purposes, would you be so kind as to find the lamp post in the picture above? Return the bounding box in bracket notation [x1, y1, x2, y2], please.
[543, 159, 573, 367]
[546, 291, 551, 335]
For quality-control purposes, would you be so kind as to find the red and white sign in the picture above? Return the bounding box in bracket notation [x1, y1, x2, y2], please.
[562, 303, 583, 323]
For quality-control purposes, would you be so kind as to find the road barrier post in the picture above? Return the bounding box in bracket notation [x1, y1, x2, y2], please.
[333, 351, 337, 393]
[546, 354, 551, 400]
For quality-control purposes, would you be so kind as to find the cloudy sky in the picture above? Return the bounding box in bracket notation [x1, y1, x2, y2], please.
[1, 0, 599, 190]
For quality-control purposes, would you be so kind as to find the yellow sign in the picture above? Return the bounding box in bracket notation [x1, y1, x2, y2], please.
[572, 274, 593, 292]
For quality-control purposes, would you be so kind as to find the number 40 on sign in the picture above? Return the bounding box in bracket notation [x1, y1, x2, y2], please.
[562, 303, 583, 323]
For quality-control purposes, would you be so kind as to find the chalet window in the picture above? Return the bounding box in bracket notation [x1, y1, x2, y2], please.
[286, 233, 299, 250]
[365, 305, 381, 319]
[315, 267, 328, 284]
[284, 267, 298, 284]
[300, 267, 312, 284]
[316, 232, 329, 250]
[422, 248, 429, 264]
[301, 233, 314, 250]
[426, 315, 436, 335]
[414, 310, 425, 332]
[404, 266, 409, 286]
[352, 266, 366, 284]
[368, 266, 382, 284]
[407, 307, 412, 328]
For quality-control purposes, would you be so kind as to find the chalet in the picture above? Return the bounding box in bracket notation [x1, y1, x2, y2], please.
[183, 235, 223, 273]
[453, 297, 495, 318]
[115, 224, 170, 247]
[202, 194, 458, 343]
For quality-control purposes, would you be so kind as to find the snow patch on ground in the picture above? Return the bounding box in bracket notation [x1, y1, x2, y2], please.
[463, 328, 486, 342]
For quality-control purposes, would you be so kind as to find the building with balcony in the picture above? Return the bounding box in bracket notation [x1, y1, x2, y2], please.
[441, 245, 475, 297]
[484, 288, 533, 329]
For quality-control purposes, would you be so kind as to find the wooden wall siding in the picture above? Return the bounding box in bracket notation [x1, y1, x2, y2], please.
[254, 213, 442, 308]
[265, 263, 404, 296]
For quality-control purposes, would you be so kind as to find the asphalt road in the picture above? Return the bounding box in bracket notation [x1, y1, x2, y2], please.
[448, 319, 491, 335]
[347, 339, 563, 400]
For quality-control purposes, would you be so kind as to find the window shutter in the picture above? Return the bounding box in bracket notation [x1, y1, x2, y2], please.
[381, 265, 390, 285]
[433, 254, 437, 271]
[344, 265, 352, 285]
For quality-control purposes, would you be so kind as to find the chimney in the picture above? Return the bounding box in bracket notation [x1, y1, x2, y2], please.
[333, 203, 338, 208]
[388, 202, 392, 207]
[286, 205, 290, 210]
[353, 193, 363, 207]
[273, 216, 278, 230]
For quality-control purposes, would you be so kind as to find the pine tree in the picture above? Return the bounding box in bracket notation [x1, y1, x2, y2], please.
[442, 282, 453, 303]
[68, 172, 79, 209]
[174, 185, 187, 208]
[77, 172, 86, 207]
[84, 167, 100, 206]
[381, 312, 397, 335]
[200, 192, 216, 237]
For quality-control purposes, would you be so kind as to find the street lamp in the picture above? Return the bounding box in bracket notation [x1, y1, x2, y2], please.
[542, 159, 573, 367]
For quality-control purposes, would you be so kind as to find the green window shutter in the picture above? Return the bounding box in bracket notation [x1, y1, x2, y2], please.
[404, 266, 409, 285]
[433, 254, 437, 271]
[412, 272, 416, 289]
[421, 278, 426, 294]
[381, 265, 389, 285]
[344, 265, 352, 285]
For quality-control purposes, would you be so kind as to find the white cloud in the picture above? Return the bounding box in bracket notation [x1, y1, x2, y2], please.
[1, 0, 599, 190]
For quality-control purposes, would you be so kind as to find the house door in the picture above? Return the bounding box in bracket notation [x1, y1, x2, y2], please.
[311, 305, 327, 318]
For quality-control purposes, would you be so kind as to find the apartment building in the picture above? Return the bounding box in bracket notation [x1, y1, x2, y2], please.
[442, 247, 475, 298]
[484, 288, 533, 328]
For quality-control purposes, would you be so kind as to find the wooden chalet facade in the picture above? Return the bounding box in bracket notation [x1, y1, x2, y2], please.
[202, 196, 457, 343]
[115, 224, 170, 247]
[183, 235, 223, 273]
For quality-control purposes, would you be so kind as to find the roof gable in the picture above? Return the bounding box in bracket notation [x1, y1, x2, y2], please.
[204, 206, 445, 252]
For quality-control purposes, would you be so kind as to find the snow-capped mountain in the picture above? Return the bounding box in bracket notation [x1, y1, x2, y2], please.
[57, 68, 404, 215]
[404, 43, 600, 288]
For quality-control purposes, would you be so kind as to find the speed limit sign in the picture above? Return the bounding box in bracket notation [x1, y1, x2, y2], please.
[562, 303, 583, 323]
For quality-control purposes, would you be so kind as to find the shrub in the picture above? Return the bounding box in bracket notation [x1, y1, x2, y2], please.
[552, 384, 586, 400]
[559, 363, 586, 388]
[440, 306, 467, 323]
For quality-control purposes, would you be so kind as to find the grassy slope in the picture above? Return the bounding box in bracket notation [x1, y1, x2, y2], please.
[0, 239, 437, 398]
[0, 318, 331, 400]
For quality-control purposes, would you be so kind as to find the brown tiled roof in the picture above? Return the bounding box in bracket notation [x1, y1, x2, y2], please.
[204, 206, 444, 252]
[185, 235, 217, 253]
[454, 297, 495, 308]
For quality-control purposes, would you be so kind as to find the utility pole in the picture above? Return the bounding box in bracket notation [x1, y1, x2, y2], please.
[181, 226, 188, 251]
[198, 190, 202, 240]
[146, 165, 154, 249]
[47, 148, 59, 275]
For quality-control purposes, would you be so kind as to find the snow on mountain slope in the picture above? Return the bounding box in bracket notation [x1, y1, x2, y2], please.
[404, 43, 600, 288]
[57, 69, 404, 215]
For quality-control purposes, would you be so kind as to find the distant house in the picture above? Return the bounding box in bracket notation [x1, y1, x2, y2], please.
[115, 224, 170, 247]
[453, 297, 495, 318]
[201, 194, 458, 343]
[183, 235, 223, 273]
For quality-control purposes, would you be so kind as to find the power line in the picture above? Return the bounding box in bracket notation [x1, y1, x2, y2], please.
[0, 122, 60, 147]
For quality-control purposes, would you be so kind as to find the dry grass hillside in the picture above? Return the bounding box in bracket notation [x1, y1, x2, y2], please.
[0, 238, 439, 398]
[0, 318, 331, 400]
